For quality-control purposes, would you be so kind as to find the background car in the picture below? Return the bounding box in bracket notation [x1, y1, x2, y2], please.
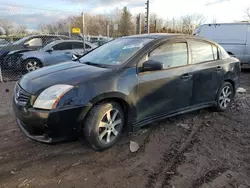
[0, 39, 10, 47]
[0, 35, 70, 69]
[13, 34, 241, 151]
[6, 40, 96, 72]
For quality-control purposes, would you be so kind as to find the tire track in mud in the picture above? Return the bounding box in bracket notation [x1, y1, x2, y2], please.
[146, 121, 205, 188]
[191, 167, 229, 188]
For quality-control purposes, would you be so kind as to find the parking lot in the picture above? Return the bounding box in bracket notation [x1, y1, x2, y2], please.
[0, 70, 249, 188]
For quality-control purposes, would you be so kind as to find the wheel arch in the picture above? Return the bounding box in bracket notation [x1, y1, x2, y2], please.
[224, 79, 235, 95]
[22, 57, 43, 67]
[79, 92, 136, 133]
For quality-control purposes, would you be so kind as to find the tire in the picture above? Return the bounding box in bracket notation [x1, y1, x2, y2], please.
[22, 58, 42, 73]
[83, 102, 125, 151]
[214, 82, 234, 112]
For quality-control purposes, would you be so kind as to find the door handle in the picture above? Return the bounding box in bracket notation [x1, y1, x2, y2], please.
[216, 66, 223, 71]
[65, 52, 71, 54]
[181, 74, 192, 80]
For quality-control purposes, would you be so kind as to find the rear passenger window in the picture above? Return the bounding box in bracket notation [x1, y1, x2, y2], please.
[191, 41, 217, 64]
[149, 42, 188, 68]
[53, 42, 72, 50]
[73, 42, 91, 49]
[212, 45, 218, 60]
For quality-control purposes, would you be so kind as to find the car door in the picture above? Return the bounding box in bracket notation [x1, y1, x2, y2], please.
[44, 42, 73, 65]
[136, 39, 193, 121]
[188, 39, 225, 106]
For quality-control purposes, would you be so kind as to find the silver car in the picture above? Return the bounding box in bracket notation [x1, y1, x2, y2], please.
[17, 40, 96, 72]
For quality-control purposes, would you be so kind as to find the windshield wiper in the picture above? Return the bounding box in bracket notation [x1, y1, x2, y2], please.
[82, 61, 107, 68]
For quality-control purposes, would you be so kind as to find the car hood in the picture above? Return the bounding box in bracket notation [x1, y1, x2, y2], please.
[19, 61, 111, 95]
[0, 44, 28, 56]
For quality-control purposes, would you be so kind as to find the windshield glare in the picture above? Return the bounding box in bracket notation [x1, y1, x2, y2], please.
[79, 38, 153, 66]
[12, 36, 31, 45]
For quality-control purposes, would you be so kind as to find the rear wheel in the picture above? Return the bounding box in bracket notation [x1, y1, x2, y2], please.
[214, 82, 234, 112]
[23, 59, 42, 73]
[83, 102, 125, 150]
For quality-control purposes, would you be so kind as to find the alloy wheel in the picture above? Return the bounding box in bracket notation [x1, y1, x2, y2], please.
[219, 86, 232, 109]
[26, 61, 41, 72]
[98, 108, 122, 144]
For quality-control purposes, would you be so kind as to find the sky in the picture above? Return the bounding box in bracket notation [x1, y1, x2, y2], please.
[0, 0, 250, 30]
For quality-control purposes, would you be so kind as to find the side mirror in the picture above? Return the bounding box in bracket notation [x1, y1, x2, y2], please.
[142, 60, 164, 72]
[46, 48, 53, 53]
[72, 53, 79, 61]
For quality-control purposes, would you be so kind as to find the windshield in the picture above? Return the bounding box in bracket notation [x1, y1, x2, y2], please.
[12, 36, 31, 45]
[79, 38, 153, 66]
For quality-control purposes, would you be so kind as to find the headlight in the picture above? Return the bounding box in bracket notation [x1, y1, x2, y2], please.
[33, 84, 74, 110]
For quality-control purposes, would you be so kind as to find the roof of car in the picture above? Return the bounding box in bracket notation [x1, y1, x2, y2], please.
[50, 39, 92, 44]
[122, 33, 183, 39]
[121, 33, 222, 48]
[28, 34, 69, 38]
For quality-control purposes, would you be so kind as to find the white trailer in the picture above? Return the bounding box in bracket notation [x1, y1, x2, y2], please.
[194, 23, 250, 64]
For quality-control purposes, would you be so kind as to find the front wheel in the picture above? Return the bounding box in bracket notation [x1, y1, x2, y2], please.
[23, 59, 42, 73]
[214, 82, 234, 112]
[83, 102, 125, 150]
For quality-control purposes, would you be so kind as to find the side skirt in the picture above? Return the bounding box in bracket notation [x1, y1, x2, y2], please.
[132, 103, 214, 131]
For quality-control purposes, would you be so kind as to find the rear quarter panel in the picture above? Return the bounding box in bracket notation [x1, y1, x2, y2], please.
[223, 57, 241, 90]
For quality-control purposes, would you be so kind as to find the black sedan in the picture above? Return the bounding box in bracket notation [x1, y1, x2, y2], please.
[13, 34, 241, 150]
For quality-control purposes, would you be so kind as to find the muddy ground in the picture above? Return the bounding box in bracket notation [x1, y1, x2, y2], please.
[0, 71, 250, 188]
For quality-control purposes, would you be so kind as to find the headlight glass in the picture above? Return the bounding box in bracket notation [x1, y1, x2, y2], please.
[33, 84, 74, 110]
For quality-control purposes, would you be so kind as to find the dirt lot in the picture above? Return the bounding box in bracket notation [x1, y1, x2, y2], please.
[0, 72, 250, 188]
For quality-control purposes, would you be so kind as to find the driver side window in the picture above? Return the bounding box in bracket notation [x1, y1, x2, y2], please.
[149, 42, 188, 68]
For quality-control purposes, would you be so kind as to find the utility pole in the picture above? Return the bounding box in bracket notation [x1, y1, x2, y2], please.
[82, 12, 86, 53]
[107, 24, 110, 38]
[68, 21, 71, 38]
[154, 20, 157, 33]
[136, 14, 141, 34]
[145, 0, 150, 34]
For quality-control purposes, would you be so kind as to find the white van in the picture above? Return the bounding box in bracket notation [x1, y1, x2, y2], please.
[194, 23, 250, 64]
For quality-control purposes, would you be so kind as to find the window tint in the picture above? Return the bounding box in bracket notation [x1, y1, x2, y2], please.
[73, 42, 83, 49]
[72, 42, 91, 49]
[44, 37, 58, 45]
[53, 42, 72, 50]
[191, 40, 216, 64]
[149, 42, 188, 68]
[26, 38, 42, 47]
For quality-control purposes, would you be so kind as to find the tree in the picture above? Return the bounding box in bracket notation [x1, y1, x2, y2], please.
[15, 25, 28, 36]
[245, 7, 250, 21]
[181, 14, 206, 34]
[119, 7, 134, 36]
[0, 19, 14, 36]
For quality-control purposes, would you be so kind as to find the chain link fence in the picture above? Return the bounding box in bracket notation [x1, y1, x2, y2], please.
[0, 2, 113, 83]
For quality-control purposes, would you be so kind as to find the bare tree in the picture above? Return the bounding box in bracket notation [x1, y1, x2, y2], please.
[245, 7, 250, 21]
[0, 19, 14, 36]
[15, 25, 28, 36]
[212, 16, 217, 24]
[150, 13, 164, 33]
[181, 14, 206, 34]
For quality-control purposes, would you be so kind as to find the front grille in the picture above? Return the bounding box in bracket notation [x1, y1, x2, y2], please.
[14, 84, 31, 106]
